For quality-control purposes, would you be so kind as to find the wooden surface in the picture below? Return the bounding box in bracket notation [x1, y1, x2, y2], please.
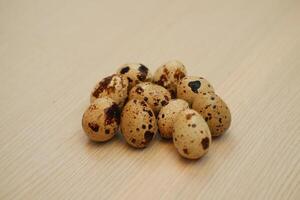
[0, 0, 300, 199]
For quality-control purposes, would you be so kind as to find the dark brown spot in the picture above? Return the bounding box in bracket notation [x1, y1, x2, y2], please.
[145, 109, 153, 117]
[188, 80, 201, 93]
[161, 100, 168, 106]
[192, 124, 196, 128]
[219, 118, 222, 124]
[211, 97, 215, 100]
[205, 104, 211, 109]
[136, 128, 140, 131]
[140, 101, 147, 107]
[205, 117, 208, 121]
[137, 64, 148, 81]
[186, 113, 195, 120]
[201, 137, 210, 150]
[162, 114, 165, 118]
[88, 123, 99, 132]
[131, 138, 136, 143]
[120, 66, 130, 74]
[164, 95, 170, 101]
[92, 75, 114, 97]
[174, 137, 177, 141]
[213, 105, 216, 109]
[148, 124, 153, 129]
[127, 77, 133, 83]
[105, 103, 121, 125]
[105, 129, 110, 134]
[200, 130, 203, 133]
[174, 69, 186, 81]
[144, 97, 148, 101]
[142, 124, 146, 129]
[183, 148, 189, 155]
[154, 102, 159, 106]
[155, 74, 168, 86]
[135, 86, 144, 94]
[144, 131, 154, 143]
[138, 64, 149, 75]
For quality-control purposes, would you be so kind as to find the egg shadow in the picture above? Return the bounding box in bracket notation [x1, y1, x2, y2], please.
[212, 129, 231, 143]
[84, 131, 122, 148]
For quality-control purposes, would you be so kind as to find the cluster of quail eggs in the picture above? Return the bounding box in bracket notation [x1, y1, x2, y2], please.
[82, 60, 231, 160]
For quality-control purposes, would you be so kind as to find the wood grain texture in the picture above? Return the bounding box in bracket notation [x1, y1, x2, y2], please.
[0, 0, 300, 199]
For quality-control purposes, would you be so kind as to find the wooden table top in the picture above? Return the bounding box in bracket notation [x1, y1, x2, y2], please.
[1, 0, 299, 199]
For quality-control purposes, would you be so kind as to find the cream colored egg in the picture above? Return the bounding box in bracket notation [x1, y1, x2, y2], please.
[192, 92, 231, 136]
[82, 97, 121, 142]
[173, 109, 211, 159]
[153, 60, 187, 98]
[121, 99, 157, 148]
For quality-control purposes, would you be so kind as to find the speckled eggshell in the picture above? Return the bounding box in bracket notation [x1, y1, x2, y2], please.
[153, 60, 187, 98]
[121, 99, 158, 148]
[90, 74, 129, 107]
[117, 63, 152, 89]
[177, 76, 214, 105]
[129, 82, 171, 114]
[192, 92, 231, 137]
[82, 97, 121, 142]
[157, 99, 189, 139]
[173, 109, 211, 159]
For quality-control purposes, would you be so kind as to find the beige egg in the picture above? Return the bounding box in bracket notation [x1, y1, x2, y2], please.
[121, 99, 157, 148]
[129, 82, 171, 114]
[192, 92, 231, 136]
[117, 63, 152, 89]
[173, 109, 211, 159]
[82, 97, 121, 142]
[157, 99, 189, 139]
[177, 76, 214, 105]
[153, 60, 187, 98]
[90, 74, 129, 107]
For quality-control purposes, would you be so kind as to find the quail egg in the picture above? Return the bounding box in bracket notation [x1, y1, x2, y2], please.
[121, 99, 157, 148]
[82, 97, 121, 142]
[192, 92, 231, 136]
[173, 109, 211, 159]
[153, 60, 187, 98]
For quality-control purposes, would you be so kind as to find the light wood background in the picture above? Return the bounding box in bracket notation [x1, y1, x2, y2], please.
[0, 0, 300, 199]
